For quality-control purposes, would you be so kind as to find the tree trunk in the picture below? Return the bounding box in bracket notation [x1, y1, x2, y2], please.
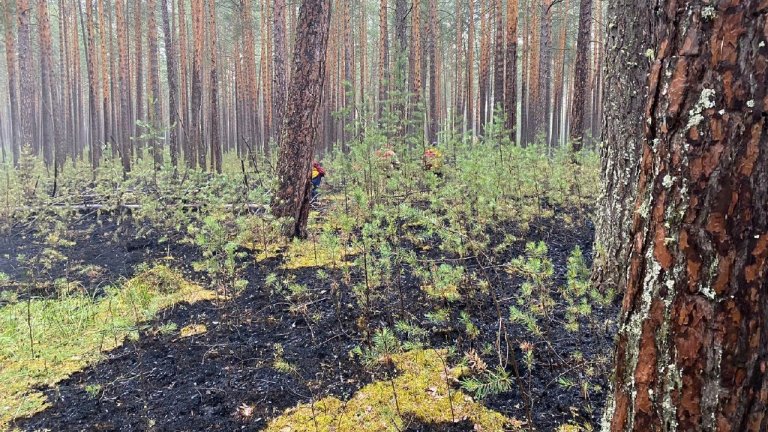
[207, 0, 221, 173]
[538, 0, 552, 148]
[83, 0, 101, 170]
[602, 1, 768, 430]
[162, 0, 180, 168]
[427, 0, 438, 143]
[3, 1, 21, 166]
[590, 0, 650, 298]
[147, 0, 163, 169]
[504, 0, 518, 139]
[411, 0, 422, 106]
[271, 0, 331, 239]
[190, 0, 205, 169]
[378, 0, 390, 120]
[273, 0, 287, 140]
[478, 0, 490, 134]
[550, 0, 568, 148]
[133, 0, 145, 153]
[466, 0, 475, 136]
[37, 0, 55, 167]
[568, 0, 591, 148]
[492, 0, 504, 114]
[96, 0, 112, 156]
[17, 0, 35, 152]
[179, 0, 193, 166]
[116, 0, 132, 173]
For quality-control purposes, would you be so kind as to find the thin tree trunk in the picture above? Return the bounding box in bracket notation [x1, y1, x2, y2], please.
[82, 0, 100, 170]
[190, 0, 205, 169]
[207, 0, 221, 173]
[37, 0, 55, 167]
[426, 0, 438, 144]
[147, 0, 163, 169]
[538, 0, 552, 148]
[504, 0, 518, 139]
[17, 0, 35, 152]
[478, 0, 490, 135]
[133, 0, 146, 154]
[466, 0, 475, 137]
[378, 0, 390, 121]
[162, 0, 180, 169]
[3, 1, 20, 166]
[116, 0, 132, 173]
[179, 0, 193, 166]
[273, 0, 287, 140]
[272, 0, 332, 239]
[568, 0, 591, 148]
[493, 0, 504, 114]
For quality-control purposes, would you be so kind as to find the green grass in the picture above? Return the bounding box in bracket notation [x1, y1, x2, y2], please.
[0, 265, 215, 428]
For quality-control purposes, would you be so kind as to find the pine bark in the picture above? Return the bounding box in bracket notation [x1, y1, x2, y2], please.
[207, 0, 221, 173]
[273, 0, 287, 139]
[179, 0, 193, 166]
[493, 0, 504, 113]
[538, 0, 552, 147]
[116, 0, 132, 172]
[411, 0, 422, 105]
[427, 0, 438, 143]
[590, 0, 650, 297]
[162, 0, 180, 168]
[504, 0, 518, 138]
[603, 0, 768, 429]
[83, 0, 101, 169]
[569, 0, 591, 148]
[17, 0, 35, 151]
[466, 0, 475, 135]
[190, 0, 205, 169]
[37, 0, 55, 167]
[271, 0, 332, 239]
[378, 0, 390, 120]
[478, 0, 490, 134]
[133, 0, 146, 147]
[96, 0, 112, 153]
[3, 1, 20, 165]
[147, 0, 163, 169]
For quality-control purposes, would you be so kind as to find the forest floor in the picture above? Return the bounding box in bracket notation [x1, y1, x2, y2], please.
[0, 146, 616, 431]
[1, 205, 616, 431]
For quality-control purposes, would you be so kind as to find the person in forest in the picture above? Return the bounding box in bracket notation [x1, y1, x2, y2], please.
[310, 160, 326, 202]
[422, 146, 443, 175]
[375, 145, 401, 172]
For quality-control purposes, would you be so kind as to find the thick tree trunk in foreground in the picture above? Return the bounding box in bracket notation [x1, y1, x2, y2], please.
[603, 1, 768, 430]
[591, 0, 652, 298]
[569, 0, 591, 148]
[271, 0, 331, 239]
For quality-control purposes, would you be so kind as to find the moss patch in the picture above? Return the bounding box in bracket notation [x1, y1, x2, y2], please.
[265, 349, 521, 432]
[0, 265, 215, 427]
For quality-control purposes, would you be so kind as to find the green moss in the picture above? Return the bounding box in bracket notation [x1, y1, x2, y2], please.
[265, 349, 521, 432]
[0, 265, 215, 428]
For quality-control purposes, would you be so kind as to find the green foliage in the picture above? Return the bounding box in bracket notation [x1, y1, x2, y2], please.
[460, 365, 514, 400]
